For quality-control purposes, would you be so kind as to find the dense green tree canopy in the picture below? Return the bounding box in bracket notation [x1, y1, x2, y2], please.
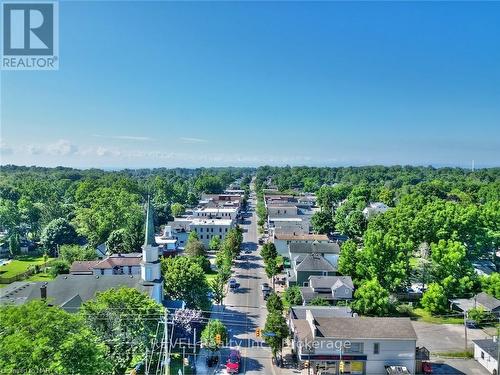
[161, 256, 211, 310]
[40, 218, 78, 251]
[80, 288, 163, 375]
[201, 319, 228, 351]
[0, 301, 110, 375]
[353, 278, 391, 316]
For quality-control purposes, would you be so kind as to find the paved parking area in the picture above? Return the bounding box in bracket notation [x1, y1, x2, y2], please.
[412, 321, 492, 352]
[430, 358, 489, 375]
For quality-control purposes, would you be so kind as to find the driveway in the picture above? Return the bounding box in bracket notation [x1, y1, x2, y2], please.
[412, 321, 492, 352]
[430, 358, 489, 375]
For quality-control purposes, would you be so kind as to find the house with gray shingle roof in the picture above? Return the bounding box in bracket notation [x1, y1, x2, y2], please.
[450, 292, 500, 315]
[473, 339, 498, 374]
[287, 253, 338, 287]
[1, 198, 165, 309]
[299, 275, 354, 304]
[290, 313, 417, 375]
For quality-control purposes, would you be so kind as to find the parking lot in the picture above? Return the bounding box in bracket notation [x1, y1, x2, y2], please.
[412, 321, 492, 353]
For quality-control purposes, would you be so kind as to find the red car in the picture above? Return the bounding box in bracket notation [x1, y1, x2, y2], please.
[422, 362, 432, 374]
[226, 350, 241, 373]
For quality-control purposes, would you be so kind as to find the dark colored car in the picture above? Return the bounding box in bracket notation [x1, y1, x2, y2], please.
[206, 355, 219, 367]
[466, 320, 478, 329]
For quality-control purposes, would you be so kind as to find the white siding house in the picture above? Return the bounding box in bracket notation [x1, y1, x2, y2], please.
[291, 314, 417, 375]
[473, 339, 498, 374]
[189, 218, 234, 246]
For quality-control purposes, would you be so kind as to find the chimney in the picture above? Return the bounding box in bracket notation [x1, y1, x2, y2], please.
[40, 283, 47, 300]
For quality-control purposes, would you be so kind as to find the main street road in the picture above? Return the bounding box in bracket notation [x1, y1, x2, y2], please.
[212, 188, 277, 375]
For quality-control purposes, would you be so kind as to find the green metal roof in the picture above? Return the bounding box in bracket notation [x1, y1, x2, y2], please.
[144, 196, 157, 247]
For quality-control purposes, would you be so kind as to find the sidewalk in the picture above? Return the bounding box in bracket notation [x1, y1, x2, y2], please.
[194, 348, 214, 375]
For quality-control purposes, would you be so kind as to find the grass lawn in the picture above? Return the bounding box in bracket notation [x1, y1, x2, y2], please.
[0, 256, 55, 278]
[412, 308, 464, 324]
[433, 350, 473, 359]
[25, 273, 55, 282]
[205, 270, 217, 284]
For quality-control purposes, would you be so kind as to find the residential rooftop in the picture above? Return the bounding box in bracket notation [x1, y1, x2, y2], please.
[190, 218, 233, 226]
[274, 233, 329, 241]
[293, 316, 417, 341]
[289, 242, 340, 254]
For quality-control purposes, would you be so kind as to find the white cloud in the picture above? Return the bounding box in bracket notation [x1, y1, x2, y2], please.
[47, 139, 78, 156]
[92, 134, 152, 141]
[0, 142, 13, 156]
[27, 144, 43, 155]
[179, 137, 208, 144]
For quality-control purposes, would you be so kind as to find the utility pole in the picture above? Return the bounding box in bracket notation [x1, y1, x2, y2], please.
[496, 318, 500, 375]
[464, 311, 468, 353]
[163, 309, 170, 375]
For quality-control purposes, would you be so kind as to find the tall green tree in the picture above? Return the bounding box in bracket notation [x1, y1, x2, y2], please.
[283, 285, 303, 308]
[171, 202, 185, 218]
[353, 278, 391, 316]
[40, 218, 78, 252]
[0, 301, 111, 375]
[73, 187, 143, 247]
[209, 235, 222, 251]
[8, 231, 21, 257]
[81, 288, 163, 375]
[421, 282, 448, 315]
[338, 239, 358, 277]
[264, 312, 289, 357]
[311, 210, 335, 234]
[201, 319, 228, 351]
[480, 273, 500, 299]
[356, 229, 412, 291]
[184, 234, 206, 258]
[59, 244, 97, 264]
[161, 256, 211, 310]
[209, 273, 227, 305]
[266, 293, 284, 314]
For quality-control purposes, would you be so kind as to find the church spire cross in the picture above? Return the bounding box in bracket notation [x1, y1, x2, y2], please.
[144, 195, 157, 247]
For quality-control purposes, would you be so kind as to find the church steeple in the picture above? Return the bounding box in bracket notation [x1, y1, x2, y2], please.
[141, 195, 163, 303]
[144, 196, 157, 247]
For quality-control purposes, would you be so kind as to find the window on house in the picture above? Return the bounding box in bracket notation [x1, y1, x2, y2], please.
[322, 271, 328, 276]
[373, 343, 379, 354]
[481, 351, 485, 359]
[219, 235, 222, 239]
[303, 282, 309, 287]
[225, 228, 228, 232]
[128, 266, 132, 275]
[219, 228, 222, 233]
[344, 343, 363, 354]
[100, 269, 104, 275]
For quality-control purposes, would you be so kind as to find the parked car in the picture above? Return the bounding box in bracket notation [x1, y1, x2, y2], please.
[206, 355, 218, 367]
[244, 249, 251, 254]
[226, 349, 241, 373]
[422, 362, 432, 374]
[229, 278, 237, 288]
[261, 283, 271, 291]
[466, 320, 478, 329]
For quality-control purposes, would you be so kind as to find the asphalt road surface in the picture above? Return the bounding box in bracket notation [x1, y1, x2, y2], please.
[213, 187, 277, 375]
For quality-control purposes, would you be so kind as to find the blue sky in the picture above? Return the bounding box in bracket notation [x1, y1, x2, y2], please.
[1, 1, 499, 168]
